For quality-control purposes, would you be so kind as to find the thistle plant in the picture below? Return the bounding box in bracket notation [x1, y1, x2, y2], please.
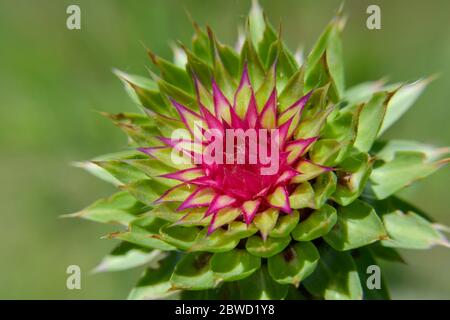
[69, 2, 450, 300]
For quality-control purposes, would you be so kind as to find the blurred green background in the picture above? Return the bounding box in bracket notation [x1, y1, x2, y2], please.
[0, 0, 449, 299]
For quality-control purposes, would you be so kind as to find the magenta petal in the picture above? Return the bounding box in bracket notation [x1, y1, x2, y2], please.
[206, 194, 236, 216]
[207, 211, 219, 235]
[229, 103, 246, 129]
[255, 186, 270, 198]
[233, 63, 251, 108]
[156, 136, 203, 161]
[260, 89, 277, 128]
[241, 198, 262, 225]
[266, 186, 292, 214]
[277, 117, 294, 148]
[275, 167, 299, 185]
[171, 99, 204, 137]
[200, 104, 223, 131]
[159, 167, 205, 182]
[187, 176, 219, 188]
[153, 183, 187, 204]
[284, 137, 319, 165]
[282, 90, 313, 115]
[212, 79, 232, 123]
[245, 93, 259, 128]
[157, 136, 199, 147]
[138, 146, 167, 159]
[193, 75, 208, 106]
[177, 187, 215, 211]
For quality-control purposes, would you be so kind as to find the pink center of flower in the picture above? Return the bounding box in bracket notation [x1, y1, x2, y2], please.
[139, 65, 327, 232]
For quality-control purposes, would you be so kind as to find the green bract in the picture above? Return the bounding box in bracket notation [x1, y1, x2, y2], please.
[68, 1, 449, 300]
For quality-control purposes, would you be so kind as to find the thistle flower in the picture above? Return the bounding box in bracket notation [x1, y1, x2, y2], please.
[69, 1, 450, 300]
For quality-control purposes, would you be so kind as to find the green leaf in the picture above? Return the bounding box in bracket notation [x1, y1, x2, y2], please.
[265, 39, 298, 89]
[291, 204, 337, 241]
[381, 211, 449, 249]
[143, 203, 183, 223]
[100, 112, 160, 146]
[170, 252, 217, 290]
[226, 221, 258, 239]
[303, 243, 363, 300]
[225, 266, 289, 300]
[156, 75, 198, 111]
[158, 225, 200, 250]
[246, 235, 291, 258]
[373, 140, 450, 163]
[325, 20, 345, 97]
[278, 66, 305, 111]
[209, 207, 241, 231]
[114, 233, 175, 251]
[93, 242, 162, 273]
[138, 147, 193, 171]
[309, 139, 341, 166]
[295, 105, 335, 139]
[73, 150, 146, 185]
[370, 151, 448, 199]
[113, 216, 176, 250]
[171, 44, 187, 68]
[323, 200, 387, 251]
[207, 27, 238, 100]
[313, 171, 337, 208]
[301, 83, 330, 118]
[305, 11, 345, 102]
[113, 69, 172, 116]
[173, 208, 212, 227]
[292, 159, 332, 184]
[289, 182, 316, 209]
[255, 63, 276, 111]
[191, 23, 212, 64]
[253, 208, 279, 240]
[128, 252, 179, 300]
[305, 54, 339, 102]
[184, 46, 214, 91]
[144, 110, 186, 138]
[269, 211, 300, 238]
[91, 160, 148, 185]
[321, 106, 361, 163]
[147, 49, 193, 93]
[379, 78, 431, 135]
[240, 35, 265, 88]
[215, 38, 240, 82]
[285, 286, 308, 300]
[63, 191, 146, 225]
[354, 92, 389, 152]
[367, 242, 405, 264]
[124, 158, 175, 180]
[211, 249, 261, 282]
[194, 73, 215, 112]
[248, 0, 265, 46]
[332, 151, 372, 206]
[121, 179, 170, 206]
[268, 242, 319, 286]
[366, 195, 434, 222]
[344, 80, 386, 105]
[190, 228, 240, 253]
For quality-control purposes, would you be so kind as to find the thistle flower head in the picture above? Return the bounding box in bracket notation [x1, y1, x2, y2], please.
[72, 1, 450, 300]
[139, 63, 329, 233]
